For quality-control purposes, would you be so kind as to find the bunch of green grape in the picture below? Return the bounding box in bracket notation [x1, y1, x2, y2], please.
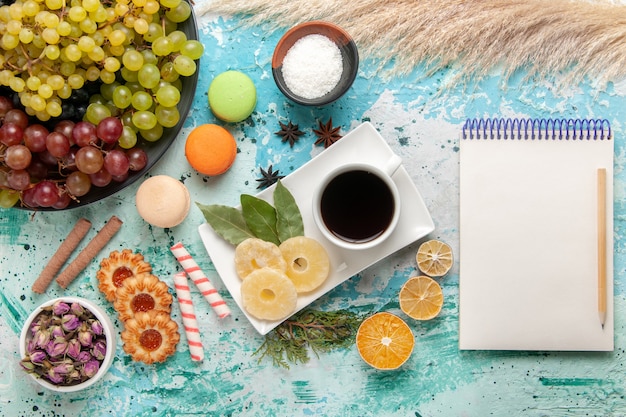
[0, 0, 203, 208]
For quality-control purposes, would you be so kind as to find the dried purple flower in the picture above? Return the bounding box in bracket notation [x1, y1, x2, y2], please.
[61, 314, 81, 332]
[34, 329, 51, 349]
[52, 301, 71, 316]
[46, 338, 68, 358]
[76, 351, 92, 364]
[50, 325, 65, 339]
[52, 362, 74, 376]
[70, 302, 84, 316]
[20, 359, 35, 372]
[91, 320, 104, 336]
[29, 350, 47, 365]
[47, 368, 65, 385]
[67, 339, 82, 359]
[78, 330, 93, 347]
[82, 359, 100, 378]
[91, 340, 106, 361]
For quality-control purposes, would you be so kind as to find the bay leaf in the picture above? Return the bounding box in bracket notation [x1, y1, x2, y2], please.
[240, 194, 281, 245]
[196, 202, 255, 245]
[274, 180, 304, 242]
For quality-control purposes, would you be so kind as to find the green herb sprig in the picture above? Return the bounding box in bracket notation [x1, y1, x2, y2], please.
[253, 309, 362, 369]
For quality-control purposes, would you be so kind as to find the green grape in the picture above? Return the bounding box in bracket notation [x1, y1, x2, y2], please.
[0, 189, 20, 208]
[9, 3, 24, 19]
[46, 74, 64, 89]
[90, 6, 107, 23]
[68, 5, 87, 21]
[173, 55, 196, 77]
[104, 56, 121, 72]
[29, 94, 46, 112]
[2, 33, 19, 49]
[23, 0, 40, 16]
[100, 81, 120, 100]
[10, 77, 25, 93]
[143, 0, 160, 14]
[112, 85, 132, 108]
[26, 75, 41, 91]
[160, 0, 181, 8]
[160, 61, 179, 83]
[78, 35, 96, 52]
[85, 102, 112, 124]
[133, 18, 149, 34]
[59, 62, 76, 77]
[132, 110, 157, 130]
[85, 65, 101, 81]
[67, 73, 84, 89]
[87, 46, 105, 62]
[141, 49, 158, 65]
[180, 40, 204, 60]
[165, 0, 190, 23]
[44, 44, 60, 59]
[19, 27, 34, 44]
[122, 49, 143, 71]
[64, 44, 82, 62]
[139, 123, 163, 142]
[45, 0, 63, 10]
[82, 0, 100, 12]
[79, 17, 97, 34]
[155, 105, 180, 128]
[131, 91, 153, 111]
[118, 125, 137, 149]
[6, 20, 22, 35]
[38, 83, 53, 99]
[56, 20, 71, 36]
[120, 67, 138, 82]
[155, 84, 180, 107]
[143, 22, 163, 42]
[46, 100, 62, 117]
[151, 36, 173, 56]
[57, 84, 71, 99]
[108, 29, 126, 47]
[124, 81, 143, 94]
[137, 63, 160, 89]
[42, 11, 59, 27]
[133, 0, 147, 7]
[100, 69, 116, 84]
[167, 30, 187, 51]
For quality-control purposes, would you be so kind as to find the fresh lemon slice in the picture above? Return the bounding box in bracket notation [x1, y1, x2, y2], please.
[355, 312, 414, 370]
[416, 239, 453, 277]
[399, 276, 443, 320]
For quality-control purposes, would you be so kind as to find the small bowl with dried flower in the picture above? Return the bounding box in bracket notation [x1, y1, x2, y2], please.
[19, 297, 116, 393]
[272, 21, 359, 106]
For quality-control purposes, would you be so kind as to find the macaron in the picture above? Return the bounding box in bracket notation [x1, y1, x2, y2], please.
[208, 70, 257, 123]
[136, 175, 190, 228]
[185, 124, 237, 176]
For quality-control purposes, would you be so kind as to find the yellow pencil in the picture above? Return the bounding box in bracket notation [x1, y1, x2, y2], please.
[597, 168, 607, 328]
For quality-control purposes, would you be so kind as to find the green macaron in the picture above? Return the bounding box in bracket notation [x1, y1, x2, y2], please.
[208, 70, 257, 123]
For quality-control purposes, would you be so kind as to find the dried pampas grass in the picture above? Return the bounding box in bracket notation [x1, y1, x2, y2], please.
[202, 0, 626, 87]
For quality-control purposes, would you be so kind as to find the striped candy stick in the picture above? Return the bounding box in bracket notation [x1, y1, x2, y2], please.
[173, 272, 204, 362]
[170, 242, 231, 319]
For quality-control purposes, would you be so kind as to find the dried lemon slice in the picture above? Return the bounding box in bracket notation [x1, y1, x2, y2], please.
[234, 238, 287, 280]
[356, 312, 414, 370]
[416, 239, 453, 277]
[279, 236, 330, 293]
[240, 267, 298, 321]
[399, 276, 443, 320]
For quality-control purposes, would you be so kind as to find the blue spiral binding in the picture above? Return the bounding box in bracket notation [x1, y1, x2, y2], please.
[462, 118, 612, 140]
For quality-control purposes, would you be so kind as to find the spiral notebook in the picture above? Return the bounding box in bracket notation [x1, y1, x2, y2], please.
[459, 118, 614, 351]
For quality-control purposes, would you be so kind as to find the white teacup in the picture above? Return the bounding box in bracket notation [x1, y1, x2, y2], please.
[312, 155, 402, 250]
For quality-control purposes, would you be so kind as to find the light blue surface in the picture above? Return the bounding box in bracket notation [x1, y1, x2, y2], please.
[1, 9, 626, 417]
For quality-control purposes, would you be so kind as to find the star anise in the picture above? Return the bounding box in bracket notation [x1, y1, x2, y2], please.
[275, 121, 304, 147]
[256, 165, 285, 189]
[313, 118, 342, 148]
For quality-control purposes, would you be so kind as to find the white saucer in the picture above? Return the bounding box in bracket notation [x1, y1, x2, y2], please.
[198, 122, 435, 334]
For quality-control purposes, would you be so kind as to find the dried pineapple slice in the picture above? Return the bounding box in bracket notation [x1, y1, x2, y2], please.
[279, 236, 330, 293]
[240, 267, 298, 321]
[234, 238, 287, 280]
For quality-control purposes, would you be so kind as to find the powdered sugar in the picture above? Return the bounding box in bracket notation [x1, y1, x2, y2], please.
[281, 34, 343, 99]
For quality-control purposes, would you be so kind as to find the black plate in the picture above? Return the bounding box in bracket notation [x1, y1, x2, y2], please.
[17, 5, 200, 211]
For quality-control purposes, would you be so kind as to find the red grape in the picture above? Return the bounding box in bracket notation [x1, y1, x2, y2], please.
[0, 123, 24, 146]
[104, 149, 129, 176]
[46, 132, 71, 157]
[52, 192, 71, 209]
[22, 187, 39, 207]
[23, 124, 49, 152]
[96, 117, 123, 144]
[5, 145, 32, 170]
[65, 171, 91, 196]
[111, 172, 129, 183]
[4, 109, 28, 129]
[33, 180, 60, 207]
[72, 121, 98, 147]
[75, 145, 104, 174]
[0, 96, 13, 118]
[127, 148, 148, 171]
[90, 168, 112, 187]
[38, 149, 59, 166]
[7, 169, 30, 190]
[27, 157, 48, 180]
[54, 120, 76, 145]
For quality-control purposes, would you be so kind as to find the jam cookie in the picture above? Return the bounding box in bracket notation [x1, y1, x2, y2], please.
[121, 310, 180, 364]
[97, 249, 152, 302]
[113, 273, 173, 322]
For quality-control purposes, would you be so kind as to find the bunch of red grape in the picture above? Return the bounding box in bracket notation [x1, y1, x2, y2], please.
[0, 98, 148, 209]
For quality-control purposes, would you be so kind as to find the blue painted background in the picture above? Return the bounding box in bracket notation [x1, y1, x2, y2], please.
[1, 7, 625, 417]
